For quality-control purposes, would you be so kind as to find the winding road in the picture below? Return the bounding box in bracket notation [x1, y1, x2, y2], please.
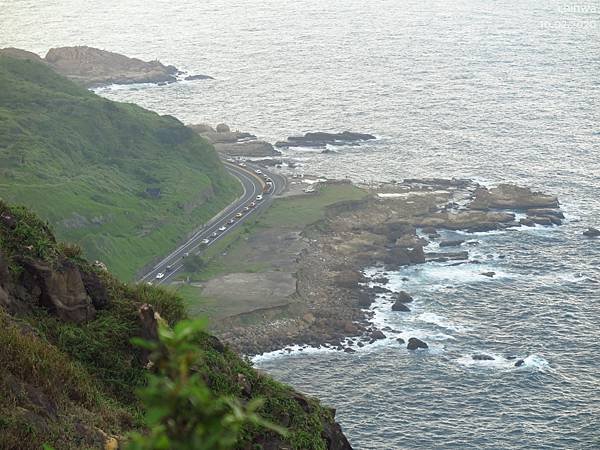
[138, 160, 286, 285]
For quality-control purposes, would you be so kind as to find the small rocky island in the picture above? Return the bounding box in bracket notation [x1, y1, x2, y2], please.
[0, 46, 213, 87]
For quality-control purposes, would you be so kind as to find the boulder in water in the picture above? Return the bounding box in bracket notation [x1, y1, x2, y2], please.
[583, 227, 600, 237]
[514, 359, 526, 367]
[472, 354, 495, 361]
[407, 337, 428, 350]
[480, 272, 496, 278]
[370, 330, 386, 341]
[391, 301, 410, 312]
[440, 239, 465, 247]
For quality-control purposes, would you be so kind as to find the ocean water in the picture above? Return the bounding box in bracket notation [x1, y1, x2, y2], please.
[2, 1, 599, 448]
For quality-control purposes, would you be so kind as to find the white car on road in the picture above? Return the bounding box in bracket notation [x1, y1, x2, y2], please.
[218, 226, 227, 232]
[256, 195, 263, 201]
[155, 273, 165, 279]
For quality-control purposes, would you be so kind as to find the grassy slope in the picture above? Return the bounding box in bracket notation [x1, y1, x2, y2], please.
[0, 200, 340, 450]
[0, 56, 241, 280]
[177, 183, 368, 317]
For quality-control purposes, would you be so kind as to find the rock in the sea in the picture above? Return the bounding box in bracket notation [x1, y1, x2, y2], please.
[519, 218, 535, 227]
[184, 74, 214, 81]
[583, 227, 600, 237]
[425, 251, 469, 262]
[439, 239, 465, 247]
[343, 347, 356, 353]
[275, 131, 376, 149]
[528, 216, 553, 226]
[514, 359, 526, 367]
[370, 330, 386, 341]
[394, 291, 414, 303]
[480, 272, 496, 278]
[396, 337, 406, 344]
[526, 208, 565, 219]
[472, 354, 495, 361]
[391, 301, 411, 312]
[407, 337, 428, 350]
[470, 184, 559, 210]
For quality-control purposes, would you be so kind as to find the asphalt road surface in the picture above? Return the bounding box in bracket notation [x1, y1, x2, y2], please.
[138, 161, 286, 285]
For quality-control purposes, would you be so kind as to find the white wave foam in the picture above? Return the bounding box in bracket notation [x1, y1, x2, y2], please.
[412, 312, 471, 333]
[457, 353, 550, 372]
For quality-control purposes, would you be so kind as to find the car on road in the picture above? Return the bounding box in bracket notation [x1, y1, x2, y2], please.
[183, 252, 189, 257]
[256, 195, 263, 201]
[235, 212, 243, 218]
[165, 265, 173, 272]
[156, 273, 165, 279]
[227, 218, 236, 225]
[218, 226, 227, 232]
[243, 206, 250, 212]
[200, 239, 210, 246]
[255, 169, 262, 174]
[249, 202, 256, 208]
[211, 232, 219, 238]
[262, 174, 269, 180]
[238, 162, 247, 167]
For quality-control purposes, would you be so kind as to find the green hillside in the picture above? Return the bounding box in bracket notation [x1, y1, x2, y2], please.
[0, 199, 348, 449]
[0, 56, 240, 280]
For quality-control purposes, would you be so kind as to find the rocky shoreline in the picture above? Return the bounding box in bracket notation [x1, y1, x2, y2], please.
[0, 46, 212, 87]
[219, 179, 566, 356]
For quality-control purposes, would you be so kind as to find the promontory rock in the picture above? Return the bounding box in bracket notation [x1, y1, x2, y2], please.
[1, 46, 213, 88]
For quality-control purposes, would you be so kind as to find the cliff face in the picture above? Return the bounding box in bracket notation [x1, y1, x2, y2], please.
[44, 45, 178, 87]
[0, 200, 353, 450]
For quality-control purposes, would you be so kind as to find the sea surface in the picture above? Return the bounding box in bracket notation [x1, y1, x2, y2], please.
[2, 1, 599, 448]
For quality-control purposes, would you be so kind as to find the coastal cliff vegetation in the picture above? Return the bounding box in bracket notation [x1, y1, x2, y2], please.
[0, 199, 351, 449]
[0, 55, 240, 280]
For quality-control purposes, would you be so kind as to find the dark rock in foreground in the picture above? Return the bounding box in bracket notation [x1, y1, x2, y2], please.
[480, 272, 496, 278]
[275, 131, 376, 149]
[583, 227, 600, 237]
[407, 337, 428, 350]
[514, 359, 526, 367]
[472, 354, 495, 361]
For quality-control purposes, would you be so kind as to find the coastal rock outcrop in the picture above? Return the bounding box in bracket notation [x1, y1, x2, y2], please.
[275, 131, 376, 149]
[583, 227, 600, 237]
[45, 46, 180, 87]
[470, 184, 559, 210]
[18, 257, 96, 324]
[1, 46, 214, 88]
[190, 123, 282, 157]
[472, 354, 494, 361]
